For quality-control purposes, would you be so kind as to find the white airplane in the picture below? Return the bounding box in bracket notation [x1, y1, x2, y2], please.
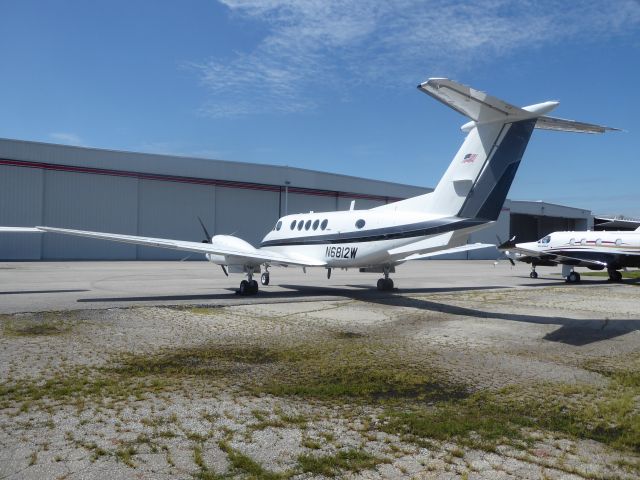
[2, 78, 617, 295]
[499, 228, 640, 283]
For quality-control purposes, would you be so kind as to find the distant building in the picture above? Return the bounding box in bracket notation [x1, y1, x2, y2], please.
[0, 138, 593, 260]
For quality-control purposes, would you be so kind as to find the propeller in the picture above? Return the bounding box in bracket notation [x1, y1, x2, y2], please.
[198, 216, 212, 243]
[495, 235, 516, 266]
[198, 217, 228, 277]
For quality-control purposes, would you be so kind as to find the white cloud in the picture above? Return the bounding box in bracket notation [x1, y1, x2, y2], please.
[48, 132, 83, 146]
[194, 0, 640, 117]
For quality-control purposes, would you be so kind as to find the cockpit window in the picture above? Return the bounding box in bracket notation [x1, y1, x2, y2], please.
[539, 235, 551, 244]
[276, 221, 282, 231]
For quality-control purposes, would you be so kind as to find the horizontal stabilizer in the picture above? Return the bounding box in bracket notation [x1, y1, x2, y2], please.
[535, 116, 620, 134]
[418, 78, 530, 123]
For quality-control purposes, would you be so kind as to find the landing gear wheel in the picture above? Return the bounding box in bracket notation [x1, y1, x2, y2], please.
[609, 270, 623, 282]
[529, 271, 538, 279]
[261, 272, 270, 286]
[566, 271, 581, 283]
[239, 280, 259, 296]
[377, 278, 394, 291]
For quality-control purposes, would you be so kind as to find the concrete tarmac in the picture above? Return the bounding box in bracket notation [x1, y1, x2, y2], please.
[0, 260, 616, 313]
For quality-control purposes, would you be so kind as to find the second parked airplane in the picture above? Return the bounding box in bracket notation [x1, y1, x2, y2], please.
[499, 228, 640, 282]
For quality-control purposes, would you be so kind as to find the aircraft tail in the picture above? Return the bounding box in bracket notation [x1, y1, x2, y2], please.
[381, 78, 616, 221]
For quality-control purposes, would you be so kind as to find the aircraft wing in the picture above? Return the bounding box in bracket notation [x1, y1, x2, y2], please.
[506, 244, 608, 268]
[401, 243, 496, 261]
[35, 226, 325, 267]
[0, 227, 42, 232]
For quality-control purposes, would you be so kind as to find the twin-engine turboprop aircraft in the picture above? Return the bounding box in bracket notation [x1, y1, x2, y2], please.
[2, 78, 617, 294]
[499, 228, 640, 283]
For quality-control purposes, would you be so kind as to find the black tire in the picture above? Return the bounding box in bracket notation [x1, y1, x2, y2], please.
[261, 273, 269, 286]
[530, 271, 538, 279]
[239, 280, 249, 295]
[567, 271, 580, 283]
[250, 280, 259, 294]
[612, 271, 623, 282]
[386, 278, 394, 290]
[376, 278, 385, 291]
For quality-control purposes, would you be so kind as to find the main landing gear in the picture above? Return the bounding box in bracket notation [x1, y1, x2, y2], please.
[562, 264, 581, 283]
[238, 267, 259, 296]
[529, 266, 538, 279]
[261, 269, 270, 286]
[377, 266, 394, 291]
[608, 269, 623, 282]
[566, 271, 581, 283]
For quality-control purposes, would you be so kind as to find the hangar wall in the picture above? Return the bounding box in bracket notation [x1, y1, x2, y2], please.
[0, 138, 426, 260]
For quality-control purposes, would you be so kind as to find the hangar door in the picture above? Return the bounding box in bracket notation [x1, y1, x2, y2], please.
[510, 214, 586, 243]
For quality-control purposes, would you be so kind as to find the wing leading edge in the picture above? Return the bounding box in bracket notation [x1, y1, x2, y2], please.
[35, 226, 325, 267]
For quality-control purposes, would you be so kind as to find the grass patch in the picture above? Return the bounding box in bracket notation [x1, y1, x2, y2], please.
[2, 316, 72, 337]
[218, 440, 286, 479]
[580, 270, 640, 279]
[381, 380, 640, 454]
[115, 445, 136, 467]
[297, 448, 385, 476]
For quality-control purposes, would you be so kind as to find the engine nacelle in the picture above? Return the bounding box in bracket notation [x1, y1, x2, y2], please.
[210, 234, 256, 252]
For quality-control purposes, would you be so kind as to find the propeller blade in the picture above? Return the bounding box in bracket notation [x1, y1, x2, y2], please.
[198, 217, 212, 243]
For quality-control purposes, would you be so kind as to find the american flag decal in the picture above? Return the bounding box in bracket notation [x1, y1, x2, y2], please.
[463, 153, 477, 163]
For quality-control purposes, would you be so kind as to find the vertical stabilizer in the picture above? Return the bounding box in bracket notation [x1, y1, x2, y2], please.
[376, 78, 614, 221]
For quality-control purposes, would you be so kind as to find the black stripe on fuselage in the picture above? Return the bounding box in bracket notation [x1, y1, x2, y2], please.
[260, 217, 486, 247]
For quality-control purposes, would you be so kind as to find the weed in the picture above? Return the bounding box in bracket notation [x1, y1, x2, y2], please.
[115, 445, 136, 467]
[297, 448, 385, 476]
[218, 440, 286, 479]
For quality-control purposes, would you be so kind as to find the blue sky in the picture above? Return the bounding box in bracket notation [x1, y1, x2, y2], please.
[1, 0, 639, 216]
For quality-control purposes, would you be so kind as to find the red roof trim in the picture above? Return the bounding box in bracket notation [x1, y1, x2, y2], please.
[0, 158, 404, 203]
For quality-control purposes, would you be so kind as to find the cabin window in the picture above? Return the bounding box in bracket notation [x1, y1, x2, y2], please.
[321, 219, 328, 230]
[581, 238, 587, 246]
[297, 220, 304, 231]
[312, 219, 319, 230]
[355, 219, 365, 229]
[305, 220, 311, 230]
[595, 238, 602, 246]
[616, 238, 622, 246]
[276, 221, 282, 231]
[569, 238, 575, 245]
[290, 220, 296, 230]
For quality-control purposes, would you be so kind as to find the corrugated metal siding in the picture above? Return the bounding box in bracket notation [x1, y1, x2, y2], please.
[42, 171, 138, 259]
[286, 193, 337, 216]
[137, 179, 216, 260]
[215, 187, 279, 247]
[0, 166, 43, 259]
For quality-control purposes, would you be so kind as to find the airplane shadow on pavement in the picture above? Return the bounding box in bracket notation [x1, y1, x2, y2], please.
[76, 282, 640, 347]
[278, 284, 640, 347]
